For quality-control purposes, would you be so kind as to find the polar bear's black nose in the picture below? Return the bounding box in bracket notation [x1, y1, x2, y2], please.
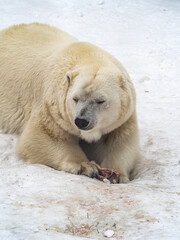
[75, 118, 89, 130]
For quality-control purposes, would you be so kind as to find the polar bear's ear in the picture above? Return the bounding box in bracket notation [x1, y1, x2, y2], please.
[66, 71, 72, 85]
[66, 70, 79, 85]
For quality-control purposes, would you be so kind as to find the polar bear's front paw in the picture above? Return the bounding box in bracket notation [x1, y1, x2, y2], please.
[119, 175, 130, 183]
[78, 161, 101, 178]
[60, 160, 101, 179]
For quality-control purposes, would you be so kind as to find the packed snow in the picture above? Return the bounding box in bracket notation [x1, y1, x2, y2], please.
[0, 0, 180, 239]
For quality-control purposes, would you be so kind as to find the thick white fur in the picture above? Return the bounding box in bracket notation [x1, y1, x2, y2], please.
[0, 23, 140, 183]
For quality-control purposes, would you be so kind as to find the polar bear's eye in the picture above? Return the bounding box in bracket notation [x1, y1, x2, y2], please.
[96, 100, 105, 104]
[73, 97, 79, 103]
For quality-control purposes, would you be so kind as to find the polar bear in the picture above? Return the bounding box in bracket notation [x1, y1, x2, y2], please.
[0, 23, 140, 183]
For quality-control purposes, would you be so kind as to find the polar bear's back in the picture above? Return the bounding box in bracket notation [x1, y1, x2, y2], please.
[0, 23, 77, 50]
[0, 23, 77, 134]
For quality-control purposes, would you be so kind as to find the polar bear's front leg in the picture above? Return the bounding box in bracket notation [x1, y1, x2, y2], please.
[16, 119, 101, 178]
[101, 113, 140, 183]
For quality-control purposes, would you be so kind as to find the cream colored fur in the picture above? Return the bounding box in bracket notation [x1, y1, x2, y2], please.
[0, 23, 140, 183]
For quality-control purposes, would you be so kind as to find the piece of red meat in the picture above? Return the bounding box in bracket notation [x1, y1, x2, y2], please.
[98, 168, 119, 184]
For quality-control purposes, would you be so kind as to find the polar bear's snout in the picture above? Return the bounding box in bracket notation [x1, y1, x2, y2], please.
[74, 111, 96, 130]
[74, 102, 97, 131]
[75, 117, 90, 130]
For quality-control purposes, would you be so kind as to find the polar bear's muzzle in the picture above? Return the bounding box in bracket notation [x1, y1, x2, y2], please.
[74, 116, 96, 131]
[75, 117, 90, 130]
[74, 103, 97, 131]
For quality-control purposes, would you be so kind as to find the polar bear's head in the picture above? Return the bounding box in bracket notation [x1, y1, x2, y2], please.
[65, 63, 135, 142]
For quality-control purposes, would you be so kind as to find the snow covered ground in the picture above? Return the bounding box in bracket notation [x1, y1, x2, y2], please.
[0, 0, 180, 239]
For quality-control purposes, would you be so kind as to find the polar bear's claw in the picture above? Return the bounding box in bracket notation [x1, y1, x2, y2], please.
[78, 161, 101, 178]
